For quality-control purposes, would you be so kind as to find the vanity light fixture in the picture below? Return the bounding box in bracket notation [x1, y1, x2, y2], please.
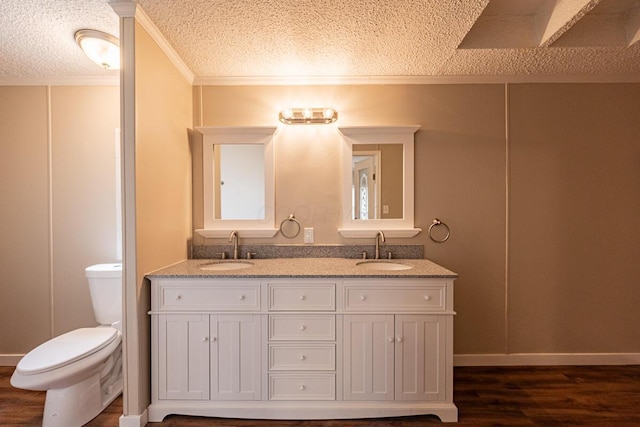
[74, 29, 120, 70]
[279, 107, 338, 124]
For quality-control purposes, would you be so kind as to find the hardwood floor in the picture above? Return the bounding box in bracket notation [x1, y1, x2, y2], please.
[2, 365, 639, 426]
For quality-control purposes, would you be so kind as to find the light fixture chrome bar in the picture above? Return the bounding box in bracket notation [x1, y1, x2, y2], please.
[279, 107, 338, 124]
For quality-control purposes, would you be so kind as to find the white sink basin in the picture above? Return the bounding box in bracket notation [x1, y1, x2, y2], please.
[199, 261, 254, 271]
[355, 261, 413, 271]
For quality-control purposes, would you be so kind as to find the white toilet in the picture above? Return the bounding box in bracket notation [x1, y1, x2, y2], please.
[11, 263, 123, 427]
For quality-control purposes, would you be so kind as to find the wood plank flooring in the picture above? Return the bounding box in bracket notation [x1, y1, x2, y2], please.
[1, 365, 639, 426]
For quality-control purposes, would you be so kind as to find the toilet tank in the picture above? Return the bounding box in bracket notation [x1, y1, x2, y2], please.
[85, 263, 122, 326]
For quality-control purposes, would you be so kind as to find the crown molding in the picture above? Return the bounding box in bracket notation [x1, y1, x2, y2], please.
[134, 6, 195, 84]
[3, 72, 637, 88]
[0, 76, 119, 86]
[193, 73, 640, 86]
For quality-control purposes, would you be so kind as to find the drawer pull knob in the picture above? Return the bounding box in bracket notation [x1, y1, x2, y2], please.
[299, 355, 306, 361]
[299, 385, 306, 391]
[175, 295, 182, 300]
[360, 295, 367, 301]
[424, 295, 431, 301]
[299, 295, 306, 301]
[299, 325, 306, 331]
[239, 294, 245, 300]
[388, 337, 394, 343]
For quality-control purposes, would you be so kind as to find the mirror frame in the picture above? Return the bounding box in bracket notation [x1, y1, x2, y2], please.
[195, 126, 277, 238]
[338, 126, 421, 238]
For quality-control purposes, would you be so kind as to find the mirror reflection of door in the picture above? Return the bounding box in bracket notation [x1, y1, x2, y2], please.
[352, 153, 380, 219]
[217, 144, 265, 220]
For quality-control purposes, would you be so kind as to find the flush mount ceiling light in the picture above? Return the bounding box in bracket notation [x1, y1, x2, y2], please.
[279, 107, 338, 125]
[74, 29, 120, 70]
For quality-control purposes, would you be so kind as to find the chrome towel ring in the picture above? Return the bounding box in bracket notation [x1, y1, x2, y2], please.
[428, 218, 450, 243]
[280, 214, 301, 239]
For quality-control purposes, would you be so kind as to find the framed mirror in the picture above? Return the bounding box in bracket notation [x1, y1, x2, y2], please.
[195, 126, 277, 238]
[338, 126, 421, 238]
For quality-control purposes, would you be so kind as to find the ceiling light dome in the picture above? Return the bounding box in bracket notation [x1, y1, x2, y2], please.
[74, 29, 120, 70]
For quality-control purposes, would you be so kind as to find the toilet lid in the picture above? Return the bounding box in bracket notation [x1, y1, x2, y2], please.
[17, 327, 120, 375]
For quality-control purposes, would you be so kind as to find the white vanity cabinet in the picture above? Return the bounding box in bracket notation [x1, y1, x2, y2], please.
[342, 281, 452, 403]
[149, 276, 457, 423]
[267, 282, 337, 401]
[152, 279, 262, 403]
[156, 313, 209, 400]
[343, 314, 446, 401]
[156, 313, 261, 401]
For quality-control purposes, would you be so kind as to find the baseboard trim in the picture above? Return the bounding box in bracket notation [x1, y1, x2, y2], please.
[119, 410, 148, 427]
[454, 353, 640, 366]
[0, 355, 23, 366]
[6, 353, 640, 368]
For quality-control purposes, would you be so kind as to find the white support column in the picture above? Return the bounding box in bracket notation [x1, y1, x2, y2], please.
[108, 1, 146, 426]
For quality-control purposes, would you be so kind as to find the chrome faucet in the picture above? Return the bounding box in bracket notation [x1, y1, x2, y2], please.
[228, 230, 239, 259]
[374, 230, 385, 260]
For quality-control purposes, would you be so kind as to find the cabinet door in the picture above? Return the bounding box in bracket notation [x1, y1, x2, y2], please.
[158, 314, 210, 400]
[343, 314, 394, 400]
[395, 315, 445, 401]
[210, 314, 262, 400]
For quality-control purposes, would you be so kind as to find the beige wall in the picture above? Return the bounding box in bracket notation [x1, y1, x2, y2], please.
[2, 75, 637, 417]
[0, 86, 51, 357]
[193, 83, 640, 356]
[508, 84, 640, 353]
[51, 86, 121, 335]
[0, 85, 119, 361]
[125, 20, 193, 414]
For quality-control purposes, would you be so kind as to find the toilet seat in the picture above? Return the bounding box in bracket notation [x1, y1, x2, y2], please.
[16, 327, 119, 375]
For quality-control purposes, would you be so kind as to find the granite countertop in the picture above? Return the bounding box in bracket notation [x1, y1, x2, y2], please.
[146, 258, 457, 279]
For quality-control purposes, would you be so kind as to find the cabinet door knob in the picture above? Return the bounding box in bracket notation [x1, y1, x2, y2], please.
[299, 354, 306, 361]
[212, 337, 217, 342]
[388, 337, 394, 343]
[424, 295, 431, 301]
[299, 385, 306, 391]
[396, 336, 403, 343]
[202, 337, 208, 342]
[299, 295, 306, 301]
[360, 295, 367, 301]
[175, 294, 182, 300]
[299, 325, 306, 331]
[239, 294, 245, 300]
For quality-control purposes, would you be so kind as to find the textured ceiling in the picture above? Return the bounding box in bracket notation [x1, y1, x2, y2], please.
[0, 0, 119, 80]
[1, 0, 639, 84]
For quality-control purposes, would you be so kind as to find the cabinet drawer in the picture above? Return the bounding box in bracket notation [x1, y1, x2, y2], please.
[344, 284, 445, 312]
[269, 373, 335, 400]
[157, 281, 260, 311]
[269, 343, 335, 371]
[269, 315, 335, 341]
[268, 283, 335, 311]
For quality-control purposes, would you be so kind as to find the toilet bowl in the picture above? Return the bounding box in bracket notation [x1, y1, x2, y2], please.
[11, 263, 123, 427]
